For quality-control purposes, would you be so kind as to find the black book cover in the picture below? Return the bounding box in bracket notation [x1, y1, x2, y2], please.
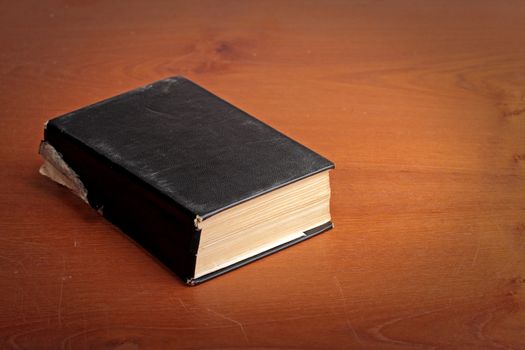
[40, 76, 334, 284]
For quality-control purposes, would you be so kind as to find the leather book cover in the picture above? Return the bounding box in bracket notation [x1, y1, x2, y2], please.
[40, 76, 334, 284]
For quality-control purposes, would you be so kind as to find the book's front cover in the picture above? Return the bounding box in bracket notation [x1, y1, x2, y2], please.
[45, 77, 334, 219]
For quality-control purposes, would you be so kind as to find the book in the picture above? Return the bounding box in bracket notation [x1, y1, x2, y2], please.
[39, 76, 334, 285]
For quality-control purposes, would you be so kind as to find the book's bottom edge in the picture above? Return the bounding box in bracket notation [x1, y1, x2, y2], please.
[186, 221, 333, 286]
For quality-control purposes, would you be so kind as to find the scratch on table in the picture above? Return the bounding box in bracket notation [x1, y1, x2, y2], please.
[177, 297, 189, 312]
[58, 257, 66, 328]
[471, 240, 480, 267]
[469, 304, 519, 350]
[60, 323, 238, 350]
[15, 286, 26, 323]
[495, 223, 525, 278]
[168, 294, 190, 312]
[207, 308, 249, 344]
[335, 276, 364, 348]
[8, 324, 51, 350]
[58, 279, 64, 328]
[0, 254, 27, 274]
[334, 276, 349, 311]
[369, 306, 450, 349]
[346, 318, 365, 349]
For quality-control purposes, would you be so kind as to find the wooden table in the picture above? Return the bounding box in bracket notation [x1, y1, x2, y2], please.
[1, 1, 524, 348]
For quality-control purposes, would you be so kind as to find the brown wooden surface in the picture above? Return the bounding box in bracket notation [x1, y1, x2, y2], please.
[1, 1, 524, 349]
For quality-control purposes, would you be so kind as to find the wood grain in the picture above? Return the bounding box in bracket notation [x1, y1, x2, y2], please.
[1, 0, 524, 349]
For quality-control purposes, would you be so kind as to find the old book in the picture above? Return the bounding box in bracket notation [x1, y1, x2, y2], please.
[39, 76, 334, 285]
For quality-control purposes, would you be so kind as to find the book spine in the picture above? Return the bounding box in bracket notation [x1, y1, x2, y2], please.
[43, 122, 200, 282]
